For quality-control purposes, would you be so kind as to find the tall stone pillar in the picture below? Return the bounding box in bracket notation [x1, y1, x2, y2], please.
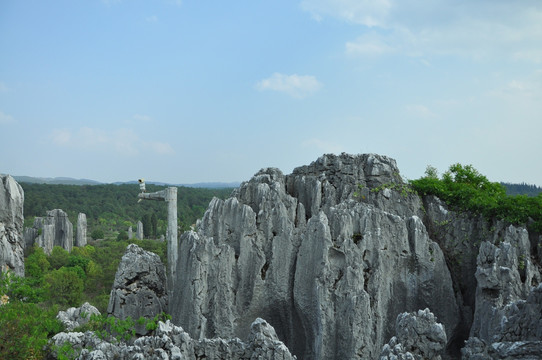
[138, 187, 178, 292]
[76, 213, 87, 247]
[165, 187, 178, 291]
[136, 221, 144, 240]
[128, 226, 133, 240]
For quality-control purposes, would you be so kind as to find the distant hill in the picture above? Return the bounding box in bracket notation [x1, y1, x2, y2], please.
[501, 182, 542, 197]
[13, 176, 102, 185]
[13, 175, 241, 189]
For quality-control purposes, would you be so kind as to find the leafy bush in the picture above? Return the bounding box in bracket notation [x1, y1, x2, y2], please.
[45, 267, 84, 307]
[90, 229, 105, 240]
[49, 246, 70, 270]
[411, 164, 542, 232]
[0, 301, 63, 359]
[117, 230, 129, 241]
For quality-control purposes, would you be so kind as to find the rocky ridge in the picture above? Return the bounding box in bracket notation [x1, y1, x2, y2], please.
[49, 317, 295, 360]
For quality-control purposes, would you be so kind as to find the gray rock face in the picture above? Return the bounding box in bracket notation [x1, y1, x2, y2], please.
[136, 221, 143, 240]
[25, 209, 73, 254]
[57, 302, 101, 331]
[380, 308, 447, 360]
[76, 213, 87, 247]
[462, 274, 542, 359]
[0, 174, 25, 276]
[171, 153, 460, 359]
[107, 244, 168, 334]
[49, 318, 295, 360]
[469, 227, 539, 344]
[128, 226, 133, 239]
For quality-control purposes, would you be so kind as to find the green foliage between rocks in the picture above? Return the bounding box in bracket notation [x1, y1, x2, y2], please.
[410, 164, 542, 233]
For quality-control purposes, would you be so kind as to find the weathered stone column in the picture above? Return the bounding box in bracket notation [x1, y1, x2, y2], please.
[138, 187, 178, 292]
[136, 221, 144, 240]
[76, 213, 87, 247]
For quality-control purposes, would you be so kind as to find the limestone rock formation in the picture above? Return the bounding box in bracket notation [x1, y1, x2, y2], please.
[75, 213, 87, 247]
[171, 154, 460, 359]
[25, 209, 73, 254]
[136, 221, 143, 240]
[380, 308, 447, 360]
[57, 302, 101, 331]
[128, 226, 133, 239]
[107, 244, 168, 335]
[462, 251, 542, 359]
[0, 174, 25, 276]
[49, 318, 295, 360]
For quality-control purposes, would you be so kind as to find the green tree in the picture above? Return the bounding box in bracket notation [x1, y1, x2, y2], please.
[0, 302, 63, 360]
[151, 212, 158, 237]
[45, 267, 84, 307]
[49, 246, 70, 270]
[25, 245, 50, 279]
[91, 229, 105, 240]
[142, 213, 152, 238]
[117, 230, 129, 241]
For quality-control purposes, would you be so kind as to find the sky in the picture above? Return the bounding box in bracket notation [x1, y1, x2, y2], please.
[1, 0, 541, 185]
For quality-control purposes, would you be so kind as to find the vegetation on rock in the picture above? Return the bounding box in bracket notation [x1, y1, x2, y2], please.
[410, 164, 542, 232]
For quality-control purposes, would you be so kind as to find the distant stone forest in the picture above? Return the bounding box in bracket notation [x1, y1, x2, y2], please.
[1, 153, 542, 359]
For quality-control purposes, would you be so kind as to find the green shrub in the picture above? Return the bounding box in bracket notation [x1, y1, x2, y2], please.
[410, 164, 542, 232]
[45, 267, 84, 307]
[90, 229, 105, 240]
[0, 301, 63, 359]
[49, 246, 70, 270]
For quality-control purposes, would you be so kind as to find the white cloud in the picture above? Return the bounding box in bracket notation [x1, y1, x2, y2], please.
[346, 32, 395, 56]
[0, 111, 15, 124]
[49, 127, 174, 156]
[302, 0, 542, 62]
[51, 129, 72, 144]
[300, 0, 391, 27]
[256, 73, 322, 98]
[489, 73, 542, 101]
[146, 15, 158, 23]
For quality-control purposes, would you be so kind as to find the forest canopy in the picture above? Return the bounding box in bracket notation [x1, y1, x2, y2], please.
[20, 183, 234, 235]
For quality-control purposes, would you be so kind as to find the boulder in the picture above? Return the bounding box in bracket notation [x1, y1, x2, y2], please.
[107, 244, 168, 335]
[380, 308, 447, 360]
[57, 302, 101, 331]
[0, 174, 25, 276]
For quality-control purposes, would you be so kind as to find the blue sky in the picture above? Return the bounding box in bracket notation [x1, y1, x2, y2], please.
[1, 0, 541, 185]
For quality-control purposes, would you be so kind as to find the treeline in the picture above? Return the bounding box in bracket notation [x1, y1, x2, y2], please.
[20, 183, 234, 236]
[501, 182, 542, 197]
